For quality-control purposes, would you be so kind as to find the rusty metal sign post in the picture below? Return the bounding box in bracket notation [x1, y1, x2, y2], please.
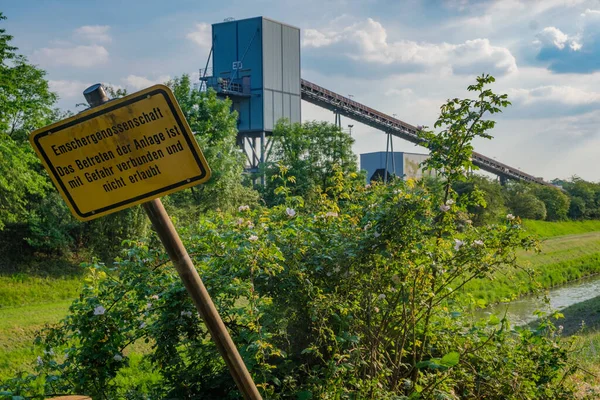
[30, 83, 262, 400]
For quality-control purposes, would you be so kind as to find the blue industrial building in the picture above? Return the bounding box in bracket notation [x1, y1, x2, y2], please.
[196, 15, 549, 187]
[201, 17, 301, 176]
[360, 151, 431, 183]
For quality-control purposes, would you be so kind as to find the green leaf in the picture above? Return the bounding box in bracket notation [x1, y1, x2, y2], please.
[440, 351, 460, 367]
[296, 390, 313, 400]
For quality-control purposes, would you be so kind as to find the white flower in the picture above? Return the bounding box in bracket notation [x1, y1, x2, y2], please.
[151, 295, 159, 300]
[439, 204, 451, 212]
[363, 223, 372, 231]
[235, 218, 244, 225]
[325, 211, 339, 218]
[333, 266, 341, 273]
[248, 235, 259, 242]
[146, 302, 152, 310]
[446, 199, 455, 205]
[238, 205, 250, 212]
[374, 307, 380, 313]
[365, 184, 371, 189]
[286, 207, 296, 218]
[192, 104, 200, 112]
[139, 322, 146, 329]
[473, 240, 484, 247]
[93, 305, 106, 315]
[247, 221, 255, 229]
[506, 213, 515, 220]
[378, 294, 386, 300]
[43, 348, 54, 356]
[261, 223, 269, 230]
[113, 354, 123, 361]
[36, 356, 43, 366]
[374, 231, 381, 238]
[454, 239, 464, 251]
[181, 310, 193, 318]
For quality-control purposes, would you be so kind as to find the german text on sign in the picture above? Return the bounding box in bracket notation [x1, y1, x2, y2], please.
[29, 85, 211, 221]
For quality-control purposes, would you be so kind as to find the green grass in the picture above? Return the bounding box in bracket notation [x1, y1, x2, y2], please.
[522, 219, 600, 238]
[0, 300, 71, 380]
[465, 230, 600, 304]
[0, 274, 82, 308]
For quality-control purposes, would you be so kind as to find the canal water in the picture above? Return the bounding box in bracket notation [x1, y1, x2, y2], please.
[478, 274, 600, 326]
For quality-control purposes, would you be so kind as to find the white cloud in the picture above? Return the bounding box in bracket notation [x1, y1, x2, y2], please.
[187, 23, 211, 48]
[384, 88, 414, 97]
[32, 45, 109, 67]
[123, 74, 171, 91]
[303, 29, 341, 48]
[49, 80, 89, 99]
[74, 25, 111, 43]
[304, 18, 517, 75]
[570, 40, 583, 50]
[508, 85, 600, 106]
[536, 26, 569, 49]
[581, 8, 600, 17]
[488, 0, 586, 16]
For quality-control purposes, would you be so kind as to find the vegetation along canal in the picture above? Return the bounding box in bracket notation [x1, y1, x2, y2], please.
[480, 274, 600, 327]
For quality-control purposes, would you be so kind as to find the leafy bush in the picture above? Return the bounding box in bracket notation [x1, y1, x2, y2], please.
[508, 192, 547, 220]
[261, 120, 359, 207]
[453, 175, 507, 225]
[533, 186, 571, 221]
[1, 75, 585, 399]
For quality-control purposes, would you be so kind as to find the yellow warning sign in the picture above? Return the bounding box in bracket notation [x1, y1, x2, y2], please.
[29, 85, 211, 221]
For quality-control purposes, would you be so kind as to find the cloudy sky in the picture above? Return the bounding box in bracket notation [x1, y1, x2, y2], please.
[4, 0, 600, 181]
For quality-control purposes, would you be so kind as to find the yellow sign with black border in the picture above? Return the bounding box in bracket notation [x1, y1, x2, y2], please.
[29, 85, 211, 221]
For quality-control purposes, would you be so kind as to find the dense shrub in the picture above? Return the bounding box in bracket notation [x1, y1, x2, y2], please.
[453, 175, 507, 225]
[1, 75, 584, 400]
[508, 192, 547, 220]
[533, 186, 571, 221]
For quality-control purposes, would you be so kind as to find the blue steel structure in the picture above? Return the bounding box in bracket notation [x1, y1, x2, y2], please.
[200, 17, 553, 187]
[200, 17, 301, 179]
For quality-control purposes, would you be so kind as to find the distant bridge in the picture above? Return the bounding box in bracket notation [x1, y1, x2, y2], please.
[300, 79, 553, 187]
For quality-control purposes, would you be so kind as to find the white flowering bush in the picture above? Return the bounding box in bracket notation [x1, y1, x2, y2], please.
[0, 75, 582, 399]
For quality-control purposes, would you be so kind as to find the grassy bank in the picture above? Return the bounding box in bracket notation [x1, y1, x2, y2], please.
[0, 300, 71, 380]
[522, 219, 600, 238]
[529, 295, 600, 397]
[465, 229, 600, 304]
[0, 275, 82, 308]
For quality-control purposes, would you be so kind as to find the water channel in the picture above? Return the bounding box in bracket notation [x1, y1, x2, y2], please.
[478, 274, 600, 326]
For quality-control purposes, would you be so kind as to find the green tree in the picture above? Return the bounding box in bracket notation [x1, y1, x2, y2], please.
[568, 196, 586, 220]
[0, 13, 55, 230]
[166, 75, 258, 214]
[562, 176, 600, 219]
[262, 120, 358, 206]
[533, 186, 571, 221]
[0, 134, 50, 230]
[453, 175, 507, 225]
[0, 13, 56, 142]
[508, 192, 547, 220]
